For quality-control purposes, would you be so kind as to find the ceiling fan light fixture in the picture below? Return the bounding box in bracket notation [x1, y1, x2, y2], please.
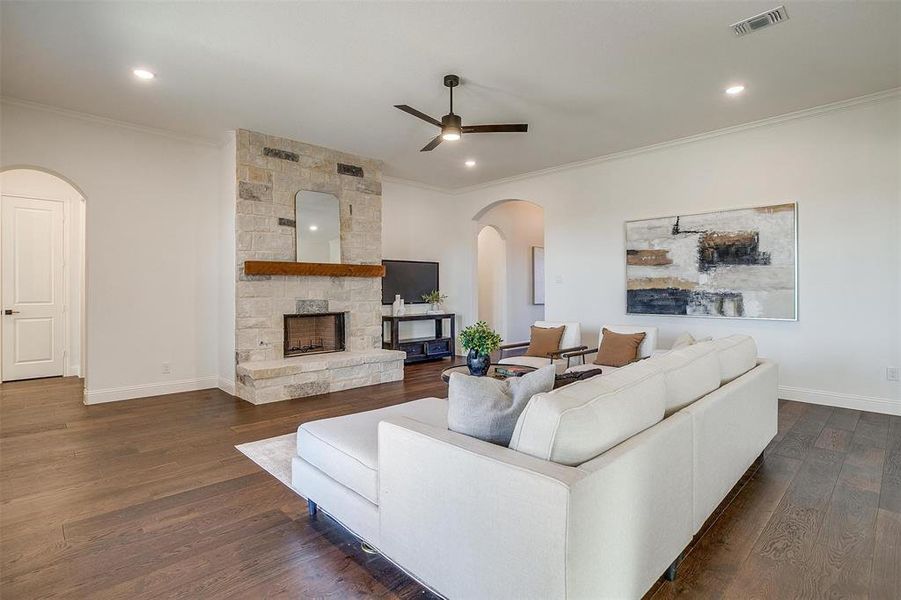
[441, 113, 462, 141]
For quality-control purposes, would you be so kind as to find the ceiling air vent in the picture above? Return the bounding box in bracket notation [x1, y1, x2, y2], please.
[731, 6, 789, 36]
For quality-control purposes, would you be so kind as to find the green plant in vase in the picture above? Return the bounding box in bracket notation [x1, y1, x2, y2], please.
[459, 321, 503, 376]
[421, 290, 447, 314]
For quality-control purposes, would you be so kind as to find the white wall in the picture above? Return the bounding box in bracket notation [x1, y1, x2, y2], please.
[218, 131, 237, 394]
[383, 96, 901, 414]
[477, 200, 545, 342]
[1, 100, 225, 403]
[477, 225, 507, 337]
[381, 179, 473, 344]
[0, 168, 85, 377]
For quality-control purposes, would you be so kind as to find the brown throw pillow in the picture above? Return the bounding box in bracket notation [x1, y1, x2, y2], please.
[525, 325, 565, 358]
[594, 328, 646, 367]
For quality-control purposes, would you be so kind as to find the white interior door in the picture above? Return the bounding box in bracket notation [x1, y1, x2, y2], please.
[1, 196, 65, 381]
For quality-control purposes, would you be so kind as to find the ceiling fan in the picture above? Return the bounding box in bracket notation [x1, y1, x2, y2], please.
[395, 74, 528, 152]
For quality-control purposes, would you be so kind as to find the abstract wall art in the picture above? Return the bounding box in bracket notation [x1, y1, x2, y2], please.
[625, 203, 797, 320]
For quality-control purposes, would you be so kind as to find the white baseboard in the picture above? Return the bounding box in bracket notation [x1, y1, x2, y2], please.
[218, 377, 236, 396]
[779, 385, 901, 416]
[84, 376, 220, 404]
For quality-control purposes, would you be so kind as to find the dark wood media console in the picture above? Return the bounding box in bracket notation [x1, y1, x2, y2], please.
[382, 313, 456, 364]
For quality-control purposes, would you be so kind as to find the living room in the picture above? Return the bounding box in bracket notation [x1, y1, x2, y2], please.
[1, 2, 899, 598]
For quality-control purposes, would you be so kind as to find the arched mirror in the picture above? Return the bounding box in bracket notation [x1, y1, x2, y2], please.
[295, 190, 341, 263]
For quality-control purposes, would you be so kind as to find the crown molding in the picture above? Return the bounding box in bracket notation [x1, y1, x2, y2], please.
[381, 175, 450, 194]
[449, 86, 901, 196]
[0, 96, 222, 147]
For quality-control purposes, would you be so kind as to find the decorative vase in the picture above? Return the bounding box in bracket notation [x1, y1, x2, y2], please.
[392, 295, 406, 316]
[467, 348, 490, 376]
[428, 302, 441, 314]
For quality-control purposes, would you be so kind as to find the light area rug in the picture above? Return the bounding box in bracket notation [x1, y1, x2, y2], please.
[235, 433, 296, 489]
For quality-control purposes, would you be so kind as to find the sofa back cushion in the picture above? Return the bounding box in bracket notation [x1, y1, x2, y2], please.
[714, 335, 758, 384]
[508, 360, 665, 466]
[653, 341, 721, 416]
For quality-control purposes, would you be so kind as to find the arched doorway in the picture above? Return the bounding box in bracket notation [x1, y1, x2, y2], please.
[473, 199, 545, 344]
[0, 167, 86, 382]
[477, 225, 507, 339]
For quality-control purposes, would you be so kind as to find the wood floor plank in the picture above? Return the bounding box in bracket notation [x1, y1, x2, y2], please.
[870, 507, 901, 598]
[723, 447, 846, 599]
[790, 442, 885, 599]
[772, 403, 834, 460]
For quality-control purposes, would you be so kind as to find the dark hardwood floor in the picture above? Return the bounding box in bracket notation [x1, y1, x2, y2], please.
[1, 362, 898, 599]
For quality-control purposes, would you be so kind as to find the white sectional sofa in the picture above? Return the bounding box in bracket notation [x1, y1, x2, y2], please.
[290, 334, 777, 599]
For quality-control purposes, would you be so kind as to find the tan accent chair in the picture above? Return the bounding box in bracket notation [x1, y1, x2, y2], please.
[563, 324, 659, 375]
[497, 321, 587, 374]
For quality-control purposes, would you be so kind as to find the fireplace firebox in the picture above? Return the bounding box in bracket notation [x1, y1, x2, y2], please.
[284, 313, 346, 357]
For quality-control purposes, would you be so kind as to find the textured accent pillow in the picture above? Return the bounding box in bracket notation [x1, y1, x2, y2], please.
[525, 325, 565, 358]
[671, 332, 695, 350]
[594, 328, 646, 367]
[448, 365, 556, 445]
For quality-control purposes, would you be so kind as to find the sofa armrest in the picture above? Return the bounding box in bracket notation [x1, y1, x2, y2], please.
[378, 417, 583, 599]
[498, 341, 530, 359]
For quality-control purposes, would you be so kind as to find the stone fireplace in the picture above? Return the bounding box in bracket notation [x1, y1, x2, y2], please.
[233, 129, 404, 404]
[283, 312, 346, 357]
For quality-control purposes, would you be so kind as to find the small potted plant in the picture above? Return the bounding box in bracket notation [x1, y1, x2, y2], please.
[459, 321, 503, 376]
[422, 290, 448, 314]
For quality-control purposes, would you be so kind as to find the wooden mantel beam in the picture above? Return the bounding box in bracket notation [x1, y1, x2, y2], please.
[243, 261, 385, 278]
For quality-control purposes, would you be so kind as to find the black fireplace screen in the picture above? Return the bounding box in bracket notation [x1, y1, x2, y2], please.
[284, 313, 346, 357]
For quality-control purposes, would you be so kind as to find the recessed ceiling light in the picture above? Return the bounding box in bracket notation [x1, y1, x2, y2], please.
[725, 84, 746, 96]
[309, 225, 318, 231]
[133, 68, 155, 80]
[464, 159, 476, 168]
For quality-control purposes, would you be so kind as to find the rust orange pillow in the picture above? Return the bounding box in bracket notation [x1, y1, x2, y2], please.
[525, 325, 565, 358]
[594, 328, 646, 367]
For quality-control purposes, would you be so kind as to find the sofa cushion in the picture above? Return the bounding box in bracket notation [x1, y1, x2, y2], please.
[297, 397, 447, 504]
[498, 355, 555, 369]
[448, 365, 555, 445]
[565, 362, 619, 375]
[651, 341, 721, 416]
[509, 360, 665, 466]
[714, 335, 758, 384]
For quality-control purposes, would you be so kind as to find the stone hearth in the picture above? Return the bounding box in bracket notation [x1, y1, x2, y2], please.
[236, 349, 405, 405]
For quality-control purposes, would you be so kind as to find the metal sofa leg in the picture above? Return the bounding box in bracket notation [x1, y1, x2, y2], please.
[307, 499, 318, 519]
[664, 552, 683, 581]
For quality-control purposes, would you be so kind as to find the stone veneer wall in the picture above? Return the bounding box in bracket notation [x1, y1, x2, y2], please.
[234, 129, 384, 375]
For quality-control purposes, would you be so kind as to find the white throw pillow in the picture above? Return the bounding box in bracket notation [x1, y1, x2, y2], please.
[447, 365, 556, 445]
[671, 332, 695, 350]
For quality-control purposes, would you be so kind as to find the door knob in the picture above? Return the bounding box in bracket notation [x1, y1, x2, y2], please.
[4, 309, 20, 315]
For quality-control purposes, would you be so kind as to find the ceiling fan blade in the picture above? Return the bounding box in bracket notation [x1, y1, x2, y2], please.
[462, 124, 529, 134]
[420, 135, 443, 152]
[394, 105, 442, 128]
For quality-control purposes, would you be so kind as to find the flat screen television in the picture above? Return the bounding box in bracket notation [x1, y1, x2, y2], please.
[382, 260, 439, 305]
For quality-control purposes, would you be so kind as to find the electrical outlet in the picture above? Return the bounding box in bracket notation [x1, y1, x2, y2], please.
[887, 367, 900, 382]
[161, 362, 171, 375]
